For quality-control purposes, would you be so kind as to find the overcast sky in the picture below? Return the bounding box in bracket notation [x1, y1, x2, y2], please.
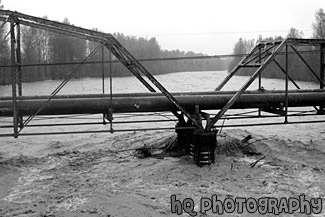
[2, 0, 324, 55]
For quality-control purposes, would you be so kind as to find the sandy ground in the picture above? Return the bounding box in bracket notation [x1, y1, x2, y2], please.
[0, 126, 325, 217]
[0, 71, 324, 216]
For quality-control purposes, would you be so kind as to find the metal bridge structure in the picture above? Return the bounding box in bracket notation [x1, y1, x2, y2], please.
[0, 10, 325, 166]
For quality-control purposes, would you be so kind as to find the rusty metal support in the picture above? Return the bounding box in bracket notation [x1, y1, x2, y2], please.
[10, 18, 18, 138]
[16, 21, 23, 128]
[0, 11, 156, 97]
[101, 46, 105, 94]
[20, 42, 106, 131]
[207, 39, 288, 131]
[215, 46, 259, 91]
[17, 19, 105, 43]
[192, 131, 217, 167]
[319, 44, 325, 114]
[214, 45, 260, 91]
[321, 44, 325, 89]
[16, 23, 22, 96]
[215, 42, 280, 91]
[107, 44, 156, 92]
[321, 44, 325, 88]
[0, 10, 109, 42]
[0, 10, 204, 130]
[101, 45, 106, 124]
[285, 45, 289, 123]
[258, 46, 262, 116]
[2, 10, 325, 141]
[109, 44, 113, 133]
[107, 39, 203, 129]
[176, 120, 194, 155]
[243, 42, 281, 66]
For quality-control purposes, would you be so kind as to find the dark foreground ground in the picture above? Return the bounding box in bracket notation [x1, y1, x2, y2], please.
[0, 129, 325, 216]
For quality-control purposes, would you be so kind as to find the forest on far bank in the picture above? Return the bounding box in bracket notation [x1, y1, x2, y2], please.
[0, 0, 227, 85]
[227, 8, 325, 84]
[0, 29, 228, 85]
[1, 2, 324, 86]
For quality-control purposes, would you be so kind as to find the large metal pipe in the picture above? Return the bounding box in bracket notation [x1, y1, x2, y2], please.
[0, 90, 324, 116]
[1, 89, 324, 100]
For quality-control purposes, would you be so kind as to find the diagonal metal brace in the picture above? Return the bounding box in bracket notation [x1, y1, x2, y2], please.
[207, 39, 289, 131]
[107, 38, 203, 129]
[215, 42, 280, 91]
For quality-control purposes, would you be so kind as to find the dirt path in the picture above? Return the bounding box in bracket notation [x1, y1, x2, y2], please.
[0, 129, 325, 216]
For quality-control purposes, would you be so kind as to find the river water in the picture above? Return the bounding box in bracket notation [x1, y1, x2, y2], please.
[0, 70, 324, 143]
[0, 70, 319, 96]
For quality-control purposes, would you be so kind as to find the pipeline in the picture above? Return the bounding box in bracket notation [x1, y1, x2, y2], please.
[1, 89, 324, 116]
[1, 89, 324, 100]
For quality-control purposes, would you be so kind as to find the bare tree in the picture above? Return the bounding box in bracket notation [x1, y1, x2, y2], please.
[287, 27, 304, 38]
[228, 38, 255, 72]
[312, 8, 325, 39]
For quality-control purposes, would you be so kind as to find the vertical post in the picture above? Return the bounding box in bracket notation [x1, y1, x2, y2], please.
[319, 44, 325, 114]
[284, 45, 289, 123]
[258, 46, 262, 116]
[101, 45, 106, 124]
[16, 22, 23, 128]
[16, 23, 22, 96]
[10, 18, 18, 138]
[258, 46, 262, 89]
[109, 44, 113, 133]
[101, 45, 105, 94]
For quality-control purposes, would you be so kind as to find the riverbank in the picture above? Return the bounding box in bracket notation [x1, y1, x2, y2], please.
[0, 127, 324, 216]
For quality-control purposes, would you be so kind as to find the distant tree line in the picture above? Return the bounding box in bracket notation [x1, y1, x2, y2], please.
[228, 8, 325, 84]
[0, 9, 227, 85]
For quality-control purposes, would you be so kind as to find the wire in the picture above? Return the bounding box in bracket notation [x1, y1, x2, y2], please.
[27, 112, 176, 122]
[32, 114, 98, 120]
[135, 29, 313, 37]
[154, 112, 177, 122]
[0, 49, 322, 68]
[113, 112, 174, 119]
[223, 110, 258, 117]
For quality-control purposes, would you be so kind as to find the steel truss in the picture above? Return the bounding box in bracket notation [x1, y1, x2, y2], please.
[0, 10, 203, 138]
[208, 38, 325, 130]
[0, 10, 324, 141]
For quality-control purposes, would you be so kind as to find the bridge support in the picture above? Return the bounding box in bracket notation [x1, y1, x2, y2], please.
[191, 131, 217, 167]
[2, 10, 325, 167]
[10, 16, 19, 138]
[319, 44, 325, 114]
[176, 123, 217, 167]
[175, 121, 194, 156]
[0, 9, 204, 137]
[176, 106, 217, 166]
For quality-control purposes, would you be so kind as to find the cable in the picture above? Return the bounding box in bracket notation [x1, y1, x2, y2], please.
[0, 49, 322, 68]
[134, 29, 313, 37]
[154, 112, 177, 122]
[33, 114, 97, 119]
[223, 110, 258, 117]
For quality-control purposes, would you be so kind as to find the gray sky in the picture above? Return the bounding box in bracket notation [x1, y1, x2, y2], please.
[2, 0, 324, 55]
